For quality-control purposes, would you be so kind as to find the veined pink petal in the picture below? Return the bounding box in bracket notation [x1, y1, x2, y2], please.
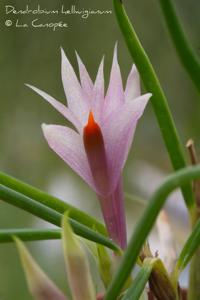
[104, 44, 124, 118]
[125, 64, 140, 102]
[61, 48, 89, 125]
[76, 52, 93, 102]
[102, 93, 151, 193]
[26, 84, 82, 132]
[122, 93, 152, 167]
[92, 57, 105, 123]
[42, 124, 96, 191]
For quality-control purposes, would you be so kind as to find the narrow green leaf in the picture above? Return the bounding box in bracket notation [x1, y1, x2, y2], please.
[97, 244, 113, 288]
[125, 193, 146, 207]
[0, 171, 106, 235]
[0, 228, 61, 243]
[175, 218, 200, 274]
[104, 165, 200, 300]
[113, 0, 194, 210]
[0, 184, 119, 251]
[158, 0, 200, 94]
[14, 237, 67, 300]
[122, 258, 155, 300]
[171, 219, 200, 299]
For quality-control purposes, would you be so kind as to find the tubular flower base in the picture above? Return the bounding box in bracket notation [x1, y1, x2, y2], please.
[27, 45, 151, 249]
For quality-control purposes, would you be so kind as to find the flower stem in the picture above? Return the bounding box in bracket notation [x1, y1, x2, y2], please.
[98, 178, 127, 249]
[113, 0, 195, 211]
[158, 0, 200, 94]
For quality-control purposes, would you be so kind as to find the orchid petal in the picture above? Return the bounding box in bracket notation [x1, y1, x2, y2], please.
[61, 48, 89, 125]
[102, 93, 151, 193]
[42, 124, 97, 192]
[26, 84, 82, 132]
[125, 64, 141, 102]
[104, 44, 124, 117]
[92, 57, 105, 123]
[76, 52, 93, 102]
[122, 93, 152, 166]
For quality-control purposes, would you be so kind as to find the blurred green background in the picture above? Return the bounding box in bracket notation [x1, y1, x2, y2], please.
[0, 0, 200, 298]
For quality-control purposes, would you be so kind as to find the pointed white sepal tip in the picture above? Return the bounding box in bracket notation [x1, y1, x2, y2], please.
[114, 41, 118, 58]
[14, 237, 68, 300]
[75, 50, 81, 61]
[99, 55, 105, 68]
[60, 47, 65, 55]
[62, 213, 96, 300]
[61, 47, 68, 62]
[41, 123, 50, 135]
[41, 123, 47, 130]
[25, 83, 35, 90]
[25, 83, 40, 94]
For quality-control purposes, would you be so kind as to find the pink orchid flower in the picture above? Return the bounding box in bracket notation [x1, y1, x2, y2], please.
[27, 45, 151, 249]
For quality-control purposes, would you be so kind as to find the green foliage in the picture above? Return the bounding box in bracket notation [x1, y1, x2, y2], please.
[158, 0, 200, 94]
[0, 228, 61, 243]
[104, 165, 200, 299]
[121, 258, 154, 300]
[0, 184, 119, 251]
[112, 0, 194, 210]
[0, 171, 106, 235]
[174, 218, 200, 275]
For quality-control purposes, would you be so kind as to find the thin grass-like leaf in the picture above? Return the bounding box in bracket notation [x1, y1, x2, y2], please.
[0, 184, 119, 251]
[0, 171, 106, 235]
[0, 229, 61, 243]
[121, 258, 155, 300]
[113, 0, 194, 210]
[174, 218, 200, 276]
[158, 0, 200, 94]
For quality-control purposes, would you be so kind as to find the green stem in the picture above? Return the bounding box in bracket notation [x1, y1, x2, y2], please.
[158, 0, 200, 94]
[0, 184, 119, 252]
[0, 171, 106, 235]
[174, 218, 200, 273]
[0, 228, 61, 243]
[104, 165, 200, 300]
[158, 2, 200, 295]
[113, 0, 194, 210]
[188, 209, 200, 299]
[172, 214, 200, 299]
[188, 248, 200, 300]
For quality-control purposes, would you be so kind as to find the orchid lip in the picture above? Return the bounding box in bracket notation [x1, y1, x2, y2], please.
[83, 111, 110, 196]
